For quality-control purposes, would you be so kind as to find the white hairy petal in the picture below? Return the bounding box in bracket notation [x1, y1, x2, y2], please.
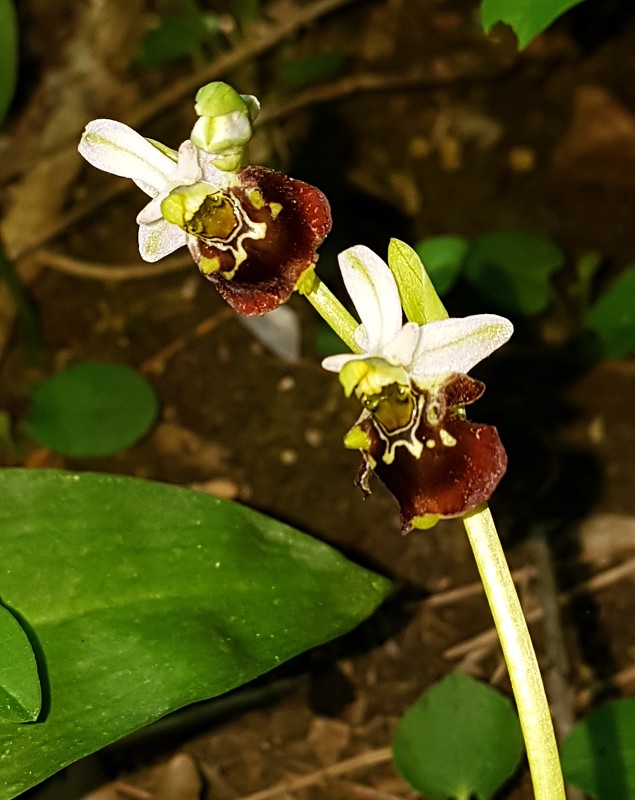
[382, 321, 421, 367]
[321, 353, 361, 373]
[338, 245, 403, 354]
[79, 119, 175, 195]
[138, 219, 187, 262]
[410, 314, 513, 379]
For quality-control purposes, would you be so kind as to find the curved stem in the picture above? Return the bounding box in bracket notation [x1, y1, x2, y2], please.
[296, 270, 360, 353]
[463, 504, 566, 800]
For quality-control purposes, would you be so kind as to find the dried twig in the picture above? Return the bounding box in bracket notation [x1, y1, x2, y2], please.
[425, 566, 535, 608]
[236, 747, 393, 800]
[140, 309, 234, 376]
[444, 556, 635, 660]
[125, 0, 363, 131]
[257, 64, 515, 125]
[33, 249, 192, 281]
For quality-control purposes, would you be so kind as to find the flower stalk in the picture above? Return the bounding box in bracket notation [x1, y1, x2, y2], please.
[296, 269, 360, 353]
[463, 505, 566, 800]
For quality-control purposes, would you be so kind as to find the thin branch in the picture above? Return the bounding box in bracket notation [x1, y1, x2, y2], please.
[125, 0, 363, 131]
[445, 555, 635, 660]
[425, 566, 535, 608]
[140, 309, 234, 376]
[33, 249, 192, 281]
[236, 747, 393, 800]
[257, 64, 515, 125]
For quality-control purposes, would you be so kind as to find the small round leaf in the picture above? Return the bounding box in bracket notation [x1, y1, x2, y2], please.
[562, 699, 635, 800]
[27, 361, 158, 457]
[393, 671, 524, 800]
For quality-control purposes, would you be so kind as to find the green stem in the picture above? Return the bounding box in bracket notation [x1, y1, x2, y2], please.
[296, 269, 360, 353]
[463, 505, 566, 800]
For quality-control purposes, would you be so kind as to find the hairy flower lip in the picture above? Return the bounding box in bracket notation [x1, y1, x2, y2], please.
[189, 166, 332, 315]
[357, 374, 508, 532]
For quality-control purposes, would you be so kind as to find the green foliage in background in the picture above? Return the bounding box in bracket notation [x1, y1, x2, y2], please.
[26, 361, 159, 457]
[0, 469, 391, 799]
[481, 0, 588, 48]
[393, 672, 524, 800]
[0, 0, 18, 125]
[280, 53, 348, 90]
[415, 230, 565, 315]
[562, 699, 635, 800]
[136, 0, 219, 67]
[463, 230, 566, 314]
[586, 265, 635, 358]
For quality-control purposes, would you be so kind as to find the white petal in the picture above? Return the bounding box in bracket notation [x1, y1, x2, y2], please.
[338, 245, 403, 354]
[136, 195, 165, 225]
[321, 353, 363, 373]
[78, 119, 175, 195]
[382, 321, 421, 366]
[410, 314, 513, 379]
[138, 219, 187, 262]
[175, 140, 203, 183]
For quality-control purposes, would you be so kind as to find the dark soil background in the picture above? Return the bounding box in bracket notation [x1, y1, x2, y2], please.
[1, 0, 635, 798]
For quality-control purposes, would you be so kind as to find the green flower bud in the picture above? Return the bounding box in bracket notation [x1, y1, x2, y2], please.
[190, 82, 260, 171]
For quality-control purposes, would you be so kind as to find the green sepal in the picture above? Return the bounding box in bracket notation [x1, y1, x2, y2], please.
[343, 424, 372, 451]
[411, 514, 440, 531]
[388, 239, 448, 325]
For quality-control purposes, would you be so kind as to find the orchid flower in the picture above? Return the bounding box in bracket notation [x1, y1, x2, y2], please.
[77, 83, 331, 315]
[322, 244, 513, 531]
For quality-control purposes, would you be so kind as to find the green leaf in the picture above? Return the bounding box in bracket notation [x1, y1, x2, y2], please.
[587, 265, 635, 358]
[0, 242, 41, 361]
[0, 469, 392, 799]
[136, 5, 219, 67]
[26, 361, 159, 457]
[414, 235, 470, 296]
[481, 0, 587, 49]
[387, 239, 448, 325]
[562, 699, 635, 800]
[463, 230, 565, 314]
[393, 672, 524, 800]
[281, 53, 348, 90]
[0, 604, 42, 723]
[0, 0, 18, 125]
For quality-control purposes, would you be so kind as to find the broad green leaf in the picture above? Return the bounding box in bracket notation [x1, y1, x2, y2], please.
[27, 361, 159, 456]
[587, 265, 635, 358]
[0, 0, 18, 125]
[0, 604, 42, 723]
[463, 230, 565, 314]
[562, 699, 635, 800]
[0, 469, 392, 799]
[388, 239, 448, 325]
[414, 235, 470, 296]
[481, 0, 587, 49]
[393, 672, 524, 800]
